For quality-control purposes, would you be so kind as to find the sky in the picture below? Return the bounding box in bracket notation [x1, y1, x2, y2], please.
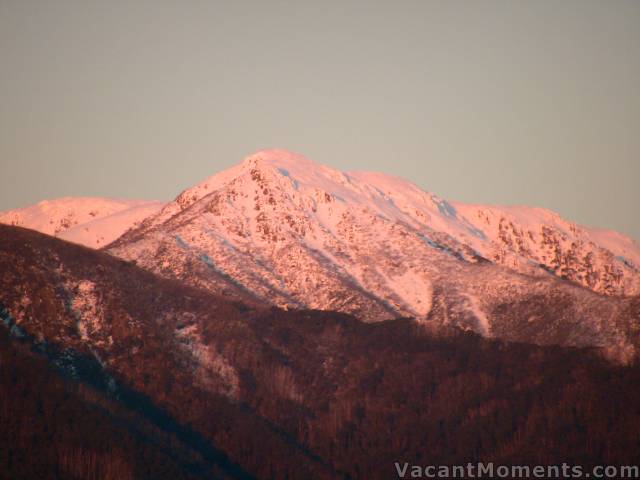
[1, 0, 639, 239]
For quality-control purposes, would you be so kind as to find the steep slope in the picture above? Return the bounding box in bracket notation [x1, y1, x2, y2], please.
[106, 150, 639, 358]
[0, 225, 334, 480]
[454, 203, 640, 295]
[0, 197, 164, 248]
[0, 327, 225, 480]
[2, 225, 640, 479]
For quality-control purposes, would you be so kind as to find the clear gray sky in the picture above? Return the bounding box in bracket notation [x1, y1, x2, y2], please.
[1, 0, 639, 239]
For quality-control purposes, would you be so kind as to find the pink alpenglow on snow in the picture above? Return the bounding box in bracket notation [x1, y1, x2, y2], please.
[3, 149, 639, 362]
[0, 197, 165, 248]
[105, 149, 640, 322]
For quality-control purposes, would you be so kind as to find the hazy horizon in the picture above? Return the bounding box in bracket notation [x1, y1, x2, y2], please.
[1, 0, 639, 239]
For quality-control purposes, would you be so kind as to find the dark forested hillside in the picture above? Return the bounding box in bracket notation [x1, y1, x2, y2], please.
[1, 225, 640, 479]
[0, 326, 234, 480]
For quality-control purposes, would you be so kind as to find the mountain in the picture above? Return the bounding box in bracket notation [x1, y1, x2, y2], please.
[2, 224, 640, 479]
[106, 149, 640, 360]
[453, 202, 640, 295]
[0, 224, 332, 480]
[0, 197, 164, 248]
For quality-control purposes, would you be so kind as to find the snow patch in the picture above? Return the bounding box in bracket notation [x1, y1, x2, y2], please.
[465, 294, 491, 336]
[175, 324, 240, 399]
[70, 280, 102, 341]
[388, 270, 433, 317]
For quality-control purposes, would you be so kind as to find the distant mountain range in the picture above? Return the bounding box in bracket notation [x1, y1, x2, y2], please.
[2, 149, 640, 478]
[0, 196, 163, 248]
[2, 149, 639, 362]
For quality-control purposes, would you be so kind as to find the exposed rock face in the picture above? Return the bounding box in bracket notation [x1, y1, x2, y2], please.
[455, 204, 640, 296]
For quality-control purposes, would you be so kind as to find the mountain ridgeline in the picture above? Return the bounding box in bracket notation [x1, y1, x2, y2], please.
[2, 149, 640, 478]
[105, 150, 640, 362]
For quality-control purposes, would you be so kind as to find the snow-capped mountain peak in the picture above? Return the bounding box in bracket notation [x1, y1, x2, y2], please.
[3, 149, 638, 360]
[105, 149, 639, 361]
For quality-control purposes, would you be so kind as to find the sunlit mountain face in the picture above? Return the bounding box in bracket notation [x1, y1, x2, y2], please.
[0, 197, 164, 248]
[99, 149, 639, 361]
[2, 150, 640, 478]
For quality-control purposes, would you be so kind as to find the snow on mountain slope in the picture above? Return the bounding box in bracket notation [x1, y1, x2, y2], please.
[0, 197, 164, 248]
[106, 149, 640, 360]
[583, 226, 640, 269]
[454, 203, 640, 295]
[108, 149, 479, 320]
[58, 201, 165, 247]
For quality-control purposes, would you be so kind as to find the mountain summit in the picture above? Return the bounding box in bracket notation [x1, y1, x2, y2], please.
[102, 150, 640, 361]
[2, 150, 637, 359]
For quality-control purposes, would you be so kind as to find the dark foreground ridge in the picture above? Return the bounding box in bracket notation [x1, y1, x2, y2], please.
[1, 225, 640, 479]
